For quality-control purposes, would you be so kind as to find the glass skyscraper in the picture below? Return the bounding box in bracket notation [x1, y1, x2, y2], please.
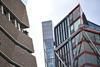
[42, 20, 55, 67]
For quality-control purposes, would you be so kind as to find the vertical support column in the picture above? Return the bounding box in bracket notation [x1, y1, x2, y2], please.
[67, 17, 73, 67]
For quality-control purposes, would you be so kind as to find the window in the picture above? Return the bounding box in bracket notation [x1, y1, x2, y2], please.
[75, 33, 80, 45]
[64, 19, 68, 39]
[70, 18, 81, 34]
[62, 22, 65, 41]
[64, 44, 68, 64]
[70, 24, 74, 34]
[10, 15, 16, 25]
[72, 37, 76, 48]
[69, 13, 73, 24]
[73, 48, 76, 58]
[59, 24, 63, 43]
[58, 26, 61, 44]
[87, 32, 95, 41]
[74, 19, 81, 31]
[55, 28, 59, 46]
[0, 5, 4, 14]
[95, 33, 100, 43]
[73, 6, 80, 21]
[4, 8, 8, 17]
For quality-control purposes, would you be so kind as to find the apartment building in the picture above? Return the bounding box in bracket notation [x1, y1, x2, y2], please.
[54, 4, 100, 67]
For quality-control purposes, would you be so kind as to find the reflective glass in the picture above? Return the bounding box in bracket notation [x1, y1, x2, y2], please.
[74, 19, 81, 31]
[73, 6, 80, 21]
[70, 24, 74, 34]
[47, 49, 54, 59]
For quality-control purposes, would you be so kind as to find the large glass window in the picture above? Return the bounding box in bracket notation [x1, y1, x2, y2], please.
[70, 18, 81, 34]
[85, 31, 95, 41]
[95, 33, 100, 43]
[73, 6, 80, 21]
[70, 24, 74, 34]
[72, 37, 76, 48]
[74, 19, 81, 31]
[85, 54, 98, 64]
[75, 32, 82, 45]
[85, 31, 100, 44]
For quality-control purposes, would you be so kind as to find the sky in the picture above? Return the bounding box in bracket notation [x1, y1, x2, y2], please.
[26, 0, 100, 67]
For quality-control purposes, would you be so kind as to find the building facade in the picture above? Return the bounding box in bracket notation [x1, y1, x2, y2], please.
[0, 0, 37, 67]
[54, 4, 100, 67]
[42, 20, 55, 67]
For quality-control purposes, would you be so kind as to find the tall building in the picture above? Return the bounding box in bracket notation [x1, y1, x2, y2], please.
[42, 20, 55, 67]
[54, 4, 100, 67]
[0, 0, 37, 67]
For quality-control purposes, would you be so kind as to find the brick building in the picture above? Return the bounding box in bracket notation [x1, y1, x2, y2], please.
[0, 0, 37, 67]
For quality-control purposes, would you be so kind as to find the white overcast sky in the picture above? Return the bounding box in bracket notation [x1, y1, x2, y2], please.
[26, 0, 100, 67]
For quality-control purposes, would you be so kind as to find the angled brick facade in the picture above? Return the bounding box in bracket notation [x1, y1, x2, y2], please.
[0, 0, 37, 67]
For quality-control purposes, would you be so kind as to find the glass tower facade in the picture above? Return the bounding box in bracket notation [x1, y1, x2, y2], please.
[42, 20, 55, 67]
[54, 4, 100, 67]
